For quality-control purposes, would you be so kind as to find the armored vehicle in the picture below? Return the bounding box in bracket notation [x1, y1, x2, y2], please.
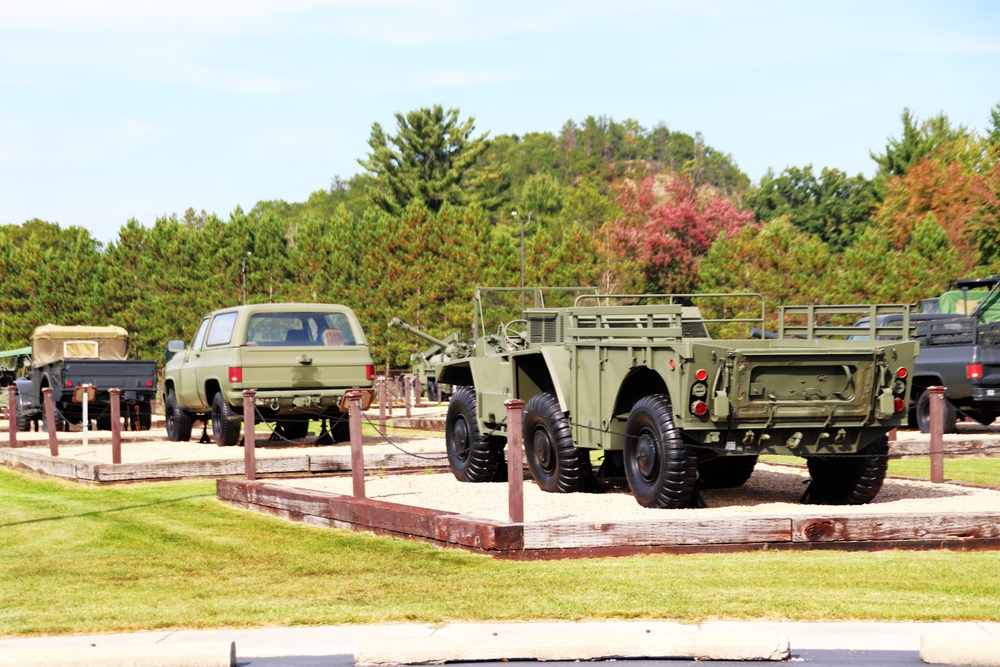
[437, 288, 918, 509]
[13, 326, 157, 431]
[163, 303, 374, 446]
[388, 318, 469, 399]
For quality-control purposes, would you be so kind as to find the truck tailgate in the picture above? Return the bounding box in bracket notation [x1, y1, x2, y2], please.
[61, 360, 157, 391]
[238, 346, 372, 390]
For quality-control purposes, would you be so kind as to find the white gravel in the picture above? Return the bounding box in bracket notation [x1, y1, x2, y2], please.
[270, 463, 1000, 524]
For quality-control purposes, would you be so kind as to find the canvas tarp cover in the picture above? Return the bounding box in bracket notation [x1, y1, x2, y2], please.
[0, 346, 31, 371]
[31, 325, 129, 365]
[938, 290, 1000, 324]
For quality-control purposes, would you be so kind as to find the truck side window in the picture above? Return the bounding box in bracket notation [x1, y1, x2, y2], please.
[191, 318, 210, 351]
[206, 312, 238, 347]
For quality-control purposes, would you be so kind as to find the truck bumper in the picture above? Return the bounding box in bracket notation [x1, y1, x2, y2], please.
[227, 387, 374, 414]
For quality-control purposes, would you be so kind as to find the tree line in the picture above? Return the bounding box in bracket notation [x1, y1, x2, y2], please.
[1, 103, 998, 369]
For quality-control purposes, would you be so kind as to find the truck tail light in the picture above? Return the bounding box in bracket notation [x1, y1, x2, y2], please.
[967, 363, 983, 379]
[228, 367, 243, 383]
[146, 380, 153, 387]
[695, 368, 708, 381]
[65, 380, 73, 387]
[894, 398, 905, 413]
[897, 367, 907, 379]
[366, 365, 375, 381]
[690, 400, 708, 416]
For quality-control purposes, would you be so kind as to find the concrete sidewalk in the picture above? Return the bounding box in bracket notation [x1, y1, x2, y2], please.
[1, 620, 999, 665]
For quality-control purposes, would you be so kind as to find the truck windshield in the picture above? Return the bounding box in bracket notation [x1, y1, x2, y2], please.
[246, 312, 357, 346]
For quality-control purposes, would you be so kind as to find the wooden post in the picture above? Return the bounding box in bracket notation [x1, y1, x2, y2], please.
[377, 377, 387, 435]
[404, 376, 412, 419]
[505, 398, 525, 524]
[929, 385, 945, 483]
[413, 375, 421, 407]
[6, 385, 16, 448]
[110, 388, 122, 465]
[346, 390, 365, 498]
[243, 389, 257, 481]
[42, 387, 58, 457]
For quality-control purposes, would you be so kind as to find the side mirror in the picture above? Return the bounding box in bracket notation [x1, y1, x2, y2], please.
[165, 340, 186, 362]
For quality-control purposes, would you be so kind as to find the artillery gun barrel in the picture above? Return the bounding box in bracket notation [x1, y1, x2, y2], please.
[388, 318, 451, 349]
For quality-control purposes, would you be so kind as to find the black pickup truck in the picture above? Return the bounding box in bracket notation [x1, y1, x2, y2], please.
[13, 325, 158, 431]
[853, 276, 1000, 432]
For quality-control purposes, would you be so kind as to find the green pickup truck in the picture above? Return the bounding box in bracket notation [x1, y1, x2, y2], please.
[163, 303, 375, 445]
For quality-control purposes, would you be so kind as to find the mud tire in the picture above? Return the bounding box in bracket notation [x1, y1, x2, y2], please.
[523, 392, 594, 493]
[445, 386, 503, 482]
[623, 395, 698, 508]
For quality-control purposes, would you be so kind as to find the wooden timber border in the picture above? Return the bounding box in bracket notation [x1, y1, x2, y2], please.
[0, 447, 448, 484]
[216, 478, 1000, 559]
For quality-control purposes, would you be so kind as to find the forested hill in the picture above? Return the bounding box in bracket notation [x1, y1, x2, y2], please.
[2, 105, 999, 368]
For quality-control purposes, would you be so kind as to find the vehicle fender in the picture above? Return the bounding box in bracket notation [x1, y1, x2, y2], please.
[541, 346, 572, 409]
[12, 377, 35, 410]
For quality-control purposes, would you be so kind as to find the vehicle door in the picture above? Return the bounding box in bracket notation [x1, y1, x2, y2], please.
[196, 311, 239, 406]
[176, 317, 210, 409]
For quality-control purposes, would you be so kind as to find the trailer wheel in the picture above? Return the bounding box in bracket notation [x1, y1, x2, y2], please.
[523, 392, 594, 493]
[697, 455, 758, 489]
[277, 419, 310, 441]
[623, 395, 697, 508]
[445, 386, 503, 482]
[803, 435, 889, 505]
[211, 392, 242, 446]
[165, 391, 193, 442]
[916, 389, 957, 434]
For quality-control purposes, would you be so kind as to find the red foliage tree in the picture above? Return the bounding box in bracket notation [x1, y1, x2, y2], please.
[604, 175, 755, 293]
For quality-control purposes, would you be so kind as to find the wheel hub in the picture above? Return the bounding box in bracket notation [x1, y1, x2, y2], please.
[453, 417, 470, 461]
[532, 428, 554, 472]
[635, 431, 659, 479]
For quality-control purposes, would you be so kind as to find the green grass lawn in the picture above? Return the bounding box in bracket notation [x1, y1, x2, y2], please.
[761, 455, 1000, 487]
[3, 467, 1000, 636]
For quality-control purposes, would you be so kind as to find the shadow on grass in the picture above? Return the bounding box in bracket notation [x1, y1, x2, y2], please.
[1, 493, 216, 528]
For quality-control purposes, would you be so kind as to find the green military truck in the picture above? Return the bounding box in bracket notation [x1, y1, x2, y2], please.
[163, 303, 375, 446]
[437, 289, 918, 509]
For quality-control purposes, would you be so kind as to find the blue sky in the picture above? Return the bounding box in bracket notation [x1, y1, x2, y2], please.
[2, 0, 998, 243]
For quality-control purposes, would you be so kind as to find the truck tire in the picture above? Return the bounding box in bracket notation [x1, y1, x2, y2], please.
[211, 392, 242, 446]
[803, 435, 889, 505]
[165, 392, 193, 442]
[623, 395, 698, 508]
[137, 402, 152, 431]
[329, 413, 350, 443]
[15, 400, 31, 432]
[697, 455, 758, 489]
[445, 386, 503, 483]
[523, 392, 594, 493]
[916, 389, 957, 434]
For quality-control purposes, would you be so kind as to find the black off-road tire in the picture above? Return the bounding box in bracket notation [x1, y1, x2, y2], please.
[15, 400, 31, 432]
[211, 392, 242, 446]
[623, 395, 698, 508]
[445, 386, 503, 483]
[916, 389, 957, 434]
[137, 402, 152, 431]
[803, 435, 889, 505]
[697, 455, 758, 489]
[523, 392, 594, 493]
[329, 413, 350, 443]
[165, 391, 193, 442]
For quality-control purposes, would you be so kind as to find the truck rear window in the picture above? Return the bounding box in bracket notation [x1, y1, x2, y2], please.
[246, 312, 357, 347]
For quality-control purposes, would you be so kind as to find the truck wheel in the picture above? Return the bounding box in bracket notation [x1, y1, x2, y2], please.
[523, 392, 594, 493]
[137, 402, 152, 431]
[623, 395, 697, 508]
[697, 455, 758, 489]
[803, 435, 889, 505]
[15, 401, 31, 432]
[165, 392, 193, 442]
[916, 389, 957, 434]
[445, 386, 503, 483]
[211, 392, 242, 446]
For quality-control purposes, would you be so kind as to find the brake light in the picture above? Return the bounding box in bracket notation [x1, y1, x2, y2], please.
[65, 380, 73, 387]
[695, 368, 708, 382]
[146, 380, 153, 387]
[690, 400, 708, 416]
[228, 367, 243, 383]
[366, 365, 375, 381]
[897, 368, 907, 379]
[967, 364, 983, 379]
[894, 398, 905, 413]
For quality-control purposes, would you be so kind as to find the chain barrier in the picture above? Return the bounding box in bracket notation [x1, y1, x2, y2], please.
[248, 403, 348, 446]
[360, 411, 451, 461]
